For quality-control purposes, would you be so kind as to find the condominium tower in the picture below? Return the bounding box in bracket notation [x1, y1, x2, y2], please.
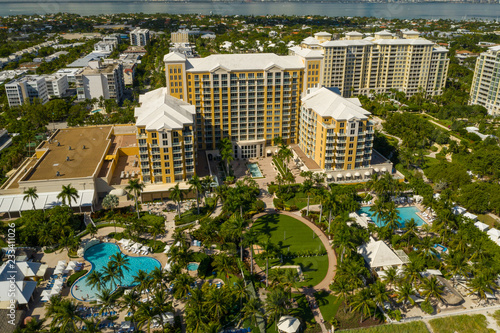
[299, 87, 374, 174]
[134, 88, 196, 184]
[130, 28, 150, 46]
[290, 30, 449, 98]
[470, 45, 500, 116]
[163, 52, 321, 158]
[5, 75, 49, 107]
[76, 60, 125, 103]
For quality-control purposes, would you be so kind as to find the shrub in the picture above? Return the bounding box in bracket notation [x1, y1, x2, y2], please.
[66, 270, 88, 287]
[289, 204, 299, 211]
[197, 256, 213, 278]
[387, 309, 402, 321]
[273, 199, 284, 210]
[253, 200, 266, 212]
[268, 184, 278, 194]
[420, 301, 434, 314]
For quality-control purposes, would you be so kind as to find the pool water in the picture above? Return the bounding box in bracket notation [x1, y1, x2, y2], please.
[357, 206, 425, 228]
[71, 243, 161, 301]
[187, 263, 199, 271]
[91, 109, 102, 114]
[248, 163, 263, 178]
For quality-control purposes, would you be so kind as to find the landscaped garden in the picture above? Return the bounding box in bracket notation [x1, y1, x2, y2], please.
[341, 321, 429, 333]
[251, 214, 328, 287]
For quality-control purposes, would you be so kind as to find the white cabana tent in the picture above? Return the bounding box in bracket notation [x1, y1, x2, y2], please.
[357, 238, 404, 270]
[53, 266, 65, 275]
[487, 228, 500, 238]
[163, 245, 171, 253]
[0, 262, 38, 308]
[131, 243, 142, 251]
[278, 316, 301, 333]
[474, 221, 489, 232]
[463, 212, 478, 221]
[163, 262, 172, 272]
[66, 261, 78, 271]
[452, 206, 467, 215]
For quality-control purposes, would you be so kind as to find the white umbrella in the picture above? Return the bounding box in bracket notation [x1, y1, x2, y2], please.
[141, 245, 150, 252]
[121, 321, 131, 329]
[163, 245, 171, 253]
[56, 260, 67, 267]
[66, 261, 78, 271]
[41, 295, 51, 302]
[41, 290, 51, 297]
[131, 243, 142, 251]
[163, 262, 172, 272]
[360, 213, 368, 217]
[53, 279, 64, 286]
[278, 316, 301, 333]
[121, 239, 131, 247]
[53, 267, 65, 275]
[161, 312, 174, 325]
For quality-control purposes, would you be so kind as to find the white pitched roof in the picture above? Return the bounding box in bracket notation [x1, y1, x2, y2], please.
[185, 53, 304, 72]
[302, 87, 371, 120]
[163, 52, 187, 63]
[135, 88, 195, 131]
[315, 31, 332, 37]
[289, 46, 324, 59]
[358, 239, 403, 268]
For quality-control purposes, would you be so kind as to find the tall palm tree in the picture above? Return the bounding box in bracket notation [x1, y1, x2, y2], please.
[169, 183, 184, 219]
[149, 218, 165, 249]
[148, 266, 168, 293]
[59, 231, 78, 259]
[265, 288, 291, 330]
[381, 266, 399, 290]
[132, 269, 152, 298]
[96, 288, 117, 327]
[396, 281, 416, 311]
[80, 317, 102, 333]
[102, 194, 119, 231]
[125, 179, 145, 219]
[301, 177, 314, 216]
[20, 317, 46, 333]
[135, 301, 160, 333]
[468, 274, 496, 302]
[57, 184, 79, 209]
[420, 276, 445, 303]
[371, 281, 389, 319]
[222, 214, 248, 261]
[213, 254, 237, 283]
[369, 199, 386, 225]
[109, 252, 130, 285]
[240, 297, 263, 327]
[403, 218, 419, 248]
[86, 270, 105, 292]
[243, 228, 259, 275]
[188, 174, 203, 215]
[172, 273, 194, 300]
[23, 187, 38, 210]
[351, 288, 375, 323]
[205, 287, 230, 321]
[218, 137, 233, 174]
[278, 143, 293, 170]
[102, 261, 122, 290]
[444, 251, 469, 287]
[259, 237, 279, 288]
[330, 277, 352, 313]
[119, 291, 140, 330]
[50, 299, 83, 332]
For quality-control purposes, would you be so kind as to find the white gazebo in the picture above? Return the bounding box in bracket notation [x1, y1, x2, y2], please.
[474, 221, 489, 232]
[278, 315, 301, 333]
[487, 228, 500, 238]
[358, 238, 404, 271]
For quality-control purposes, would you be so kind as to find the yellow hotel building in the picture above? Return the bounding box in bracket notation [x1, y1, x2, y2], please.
[299, 87, 378, 181]
[163, 52, 322, 158]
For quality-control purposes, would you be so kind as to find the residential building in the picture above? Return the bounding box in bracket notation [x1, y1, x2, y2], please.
[94, 41, 117, 53]
[5, 75, 49, 107]
[470, 45, 500, 116]
[67, 51, 110, 68]
[164, 52, 309, 157]
[76, 60, 124, 103]
[290, 30, 450, 98]
[123, 63, 136, 86]
[130, 28, 150, 46]
[134, 88, 196, 184]
[0, 129, 13, 153]
[44, 74, 68, 98]
[171, 30, 189, 44]
[103, 34, 121, 45]
[55, 68, 84, 83]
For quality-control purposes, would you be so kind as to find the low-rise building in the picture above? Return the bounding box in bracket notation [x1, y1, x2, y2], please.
[5, 75, 49, 107]
[94, 41, 117, 53]
[55, 68, 84, 83]
[75, 60, 124, 103]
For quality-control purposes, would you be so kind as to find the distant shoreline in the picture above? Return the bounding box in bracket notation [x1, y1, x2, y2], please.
[0, 0, 498, 3]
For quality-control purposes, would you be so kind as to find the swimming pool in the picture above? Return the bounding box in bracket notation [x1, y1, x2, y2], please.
[187, 262, 199, 271]
[248, 163, 263, 178]
[90, 109, 102, 114]
[357, 206, 426, 228]
[71, 243, 161, 302]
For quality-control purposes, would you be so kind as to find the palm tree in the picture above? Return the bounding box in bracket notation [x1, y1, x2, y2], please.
[351, 288, 375, 323]
[20, 317, 46, 333]
[259, 237, 279, 288]
[278, 143, 293, 170]
[369, 199, 386, 225]
[403, 218, 419, 248]
[205, 287, 230, 321]
[125, 179, 145, 219]
[50, 299, 83, 332]
[148, 266, 168, 293]
[86, 270, 105, 292]
[444, 251, 469, 287]
[222, 214, 248, 261]
[420, 276, 445, 303]
[173, 273, 194, 299]
[213, 254, 237, 283]
[135, 301, 159, 333]
[59, 231, 78, 259]
[102, 261, 122, 290]
[381, 266, 399, 289]
[240, 297, 263, 327]
[396, 281, 416, 311]
[85, 223, 98, 238]
[169, 183, 184, 219]
[149, 218, 165, 249]
[371, 281, 389, 319]
[300, 177, 314, 216]
[188, 174, 203, 215]
[468, 274, 496, 302]
[132, 269, 152, 298]
[330, 277, 353, 313]
[265, 288, 291, 330]
[243, 228, 259, 275]
[102, 194, 119, 231]
[96, 288, 117, 325]
[109, 252, 130, 285]
[119, 291, 140, 330]
[218, 137, 233, 174]
[23, 187, 38, 210]
[80, 317, 102, 333]
[57, 184, 79, 209]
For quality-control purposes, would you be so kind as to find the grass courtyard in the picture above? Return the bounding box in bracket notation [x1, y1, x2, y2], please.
[341, 321, 429, 333]
[429, 314, 494, 333]
[251, 214, 328, 287]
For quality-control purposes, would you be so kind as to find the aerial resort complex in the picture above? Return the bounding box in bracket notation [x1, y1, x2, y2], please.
[1, 12, 500, 333]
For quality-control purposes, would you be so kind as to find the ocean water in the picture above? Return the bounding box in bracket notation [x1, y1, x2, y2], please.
[0, 2, 498, 20]
[71, 242, 161, 301]
[358, 205, 426, 228]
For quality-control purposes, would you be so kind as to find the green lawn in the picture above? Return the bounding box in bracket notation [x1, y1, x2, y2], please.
[314, 290, 342, 322]
[490, 310, 500, 327]
[342, 321, 429, 333]
[285, 192, 320, 210]
[251, 214, 328, 287]
[478, 214, 498, 228]
[429, 314, 494, 333]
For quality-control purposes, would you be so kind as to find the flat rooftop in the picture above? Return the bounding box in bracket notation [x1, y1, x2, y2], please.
[24, 126, 112, 181]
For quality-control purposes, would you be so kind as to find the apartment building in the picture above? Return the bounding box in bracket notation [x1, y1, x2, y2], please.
[290, 30, 449, 98]
[171, 31, 189, 44]
[470, 45, 500, 116]
[44, 74, 68, 98]
[130, 28, 150, 46]
[134, 88, 196, 184]
[299, 87, 373, 170]
[76, 60, 124, 103]
[94, 41, 117, 53]
[5, 75, 49, 107]
[164, 52, 320, 158]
